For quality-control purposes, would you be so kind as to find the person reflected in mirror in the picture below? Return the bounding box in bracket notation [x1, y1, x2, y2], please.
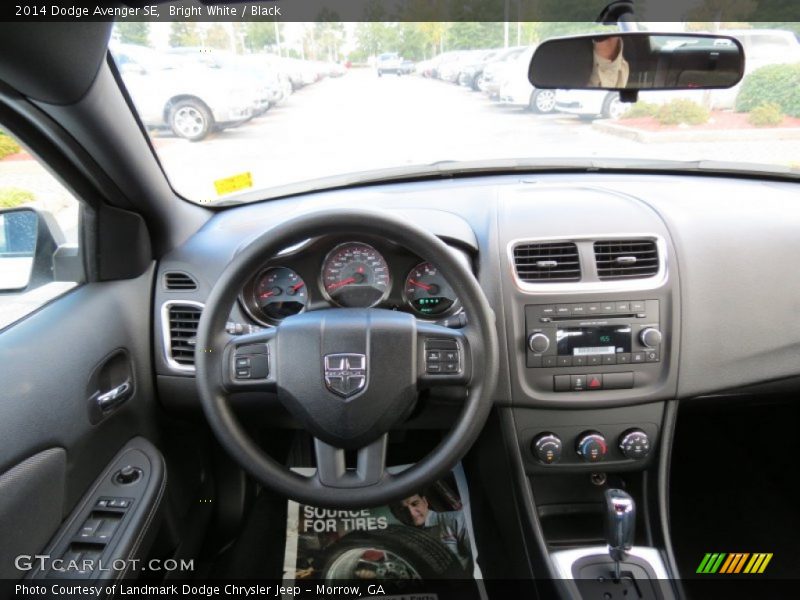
[589, 36, 630, 88]
[390, 492, 472, 570]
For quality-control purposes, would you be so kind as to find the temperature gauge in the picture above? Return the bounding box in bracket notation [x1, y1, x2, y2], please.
[252, 267, 307, 323]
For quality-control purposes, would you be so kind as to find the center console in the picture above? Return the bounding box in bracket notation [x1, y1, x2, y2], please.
[495, 184, 682, 598]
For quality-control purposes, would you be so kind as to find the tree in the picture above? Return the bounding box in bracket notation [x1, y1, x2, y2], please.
[205, 24, 232, 51]
[353, 22, 400, 60]
[445, 22, 504, 50]
[116, 22, 150, 46]
[169, 23, 201, 48]
[243, 22, 281, 52]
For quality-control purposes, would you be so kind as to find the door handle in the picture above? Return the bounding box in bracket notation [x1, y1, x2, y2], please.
[95, 381, 132, 414]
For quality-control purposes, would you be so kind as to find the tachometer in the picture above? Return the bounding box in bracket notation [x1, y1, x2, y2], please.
[253, 267, 307, 322]
[404, 262, 458, 317]
[321, 243, 391, 308]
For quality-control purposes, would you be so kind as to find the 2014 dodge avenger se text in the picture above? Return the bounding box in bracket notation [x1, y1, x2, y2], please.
[1, 1, 800, 599]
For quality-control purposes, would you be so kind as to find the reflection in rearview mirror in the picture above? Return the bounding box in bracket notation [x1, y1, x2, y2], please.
[529, 33, 745, 91]
[0, 209, 38, 291]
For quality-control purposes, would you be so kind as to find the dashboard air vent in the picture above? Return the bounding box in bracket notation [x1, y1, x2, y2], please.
[513, 242, 581, 282]
[166, 304, 201, 367]
[594, 240, 659, 280]
[164, 271, 197, 291]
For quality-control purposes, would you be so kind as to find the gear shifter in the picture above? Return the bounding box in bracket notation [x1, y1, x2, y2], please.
[604, 488, 635, 580]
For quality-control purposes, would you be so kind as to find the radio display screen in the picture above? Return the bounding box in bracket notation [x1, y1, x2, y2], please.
[557, 326, 632, 356]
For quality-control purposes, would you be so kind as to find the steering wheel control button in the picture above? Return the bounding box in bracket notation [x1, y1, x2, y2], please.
[576, 432, 608, 463]
[114, 466, 142, 485]
[532, 433, 563, 464]
[232, 345, 269, 380]
[619, 429, 651, 460]
[425, 339, 460, 375]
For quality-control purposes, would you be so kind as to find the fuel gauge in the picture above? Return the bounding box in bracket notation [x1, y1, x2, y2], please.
[404, 262, 459, 317]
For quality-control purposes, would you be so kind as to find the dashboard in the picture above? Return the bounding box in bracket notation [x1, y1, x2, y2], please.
[153, 172, 800, 418]
[237, 235, 469, 327]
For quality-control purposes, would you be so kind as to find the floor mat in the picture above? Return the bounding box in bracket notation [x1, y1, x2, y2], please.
[282, 464, 486, 599]
[670, 396, 800, 596]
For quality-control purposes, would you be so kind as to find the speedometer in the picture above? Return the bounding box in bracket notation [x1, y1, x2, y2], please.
[321, 242, 391, 308]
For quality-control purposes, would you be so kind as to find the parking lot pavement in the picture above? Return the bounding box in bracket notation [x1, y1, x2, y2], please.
[153, 69, 800, 202]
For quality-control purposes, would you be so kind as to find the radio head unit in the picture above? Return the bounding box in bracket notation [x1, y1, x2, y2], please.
[524, 300, 663, 393]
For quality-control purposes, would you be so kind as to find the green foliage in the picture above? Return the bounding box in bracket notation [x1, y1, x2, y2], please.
[748, 102, 784, 126]
[0, 132, 21, 159]
[115, 22, 150, 46]
[445, 22, 504, 50]
[735, 63, 800, 117]
[0, 187, 34, 209]
[621, 102, 660, 119]
[205, 24, 232, 50]
[243, 23, 280, 52]
[169, 23, 201, 48]
[655, 99, 710, 126]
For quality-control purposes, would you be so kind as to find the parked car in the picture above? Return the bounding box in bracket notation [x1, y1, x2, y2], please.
[110, 43, 252, 141]
[712, 29, 800, 109]
[497, 46, 560, 113]
[167, 48, 274, 115]
[553, 89, 630, 119]
[399, 60, 415, 75]
[481, 46, 527, 98]
[376, 52, 403, 76]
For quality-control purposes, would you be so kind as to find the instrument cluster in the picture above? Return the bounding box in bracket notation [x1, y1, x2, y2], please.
[239, 238, 466, 326]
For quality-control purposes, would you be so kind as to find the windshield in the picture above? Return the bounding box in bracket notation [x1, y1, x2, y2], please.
[110, 22, 800, 205]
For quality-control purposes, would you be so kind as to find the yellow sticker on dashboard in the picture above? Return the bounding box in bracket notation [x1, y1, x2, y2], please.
[213, 172, 253, 196]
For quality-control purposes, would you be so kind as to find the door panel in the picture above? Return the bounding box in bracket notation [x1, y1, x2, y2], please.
[0, 263, 160, 575]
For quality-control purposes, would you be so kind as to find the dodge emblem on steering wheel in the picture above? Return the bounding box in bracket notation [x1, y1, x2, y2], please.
[324, 353, 367, 398]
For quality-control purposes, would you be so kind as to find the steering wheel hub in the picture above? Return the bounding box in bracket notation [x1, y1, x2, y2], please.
[276, 308, 418, 449]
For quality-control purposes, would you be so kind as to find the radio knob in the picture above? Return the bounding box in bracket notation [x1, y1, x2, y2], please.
[528, 332, 550, 354]
[639, 328, 662, 349]
[619, 429, 651, 460]
[576, 431, 608, 463]
[532, 433, 562, 464]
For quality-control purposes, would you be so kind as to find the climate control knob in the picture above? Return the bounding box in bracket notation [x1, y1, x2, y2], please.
[576, 431, 608, 463]
[528, 332, 550, 354]
[532, 433, 562, 464]
[639, 328, 662, 349]
[619, 429, 651, 460]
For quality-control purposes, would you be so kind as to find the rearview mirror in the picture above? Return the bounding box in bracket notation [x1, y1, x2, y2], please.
[0, 208, 37, 291]
[529, 32, 744, 91]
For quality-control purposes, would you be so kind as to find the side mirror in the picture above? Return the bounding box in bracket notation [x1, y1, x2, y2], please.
[529, 32, 745, 91]
[0, 207, 67, 292]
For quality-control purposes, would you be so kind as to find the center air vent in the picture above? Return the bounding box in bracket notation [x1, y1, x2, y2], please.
[165, 303, 202, 369]
[513, 242, 581, 282]
[594, 240, 659, 280]
[164, 271, 197, 291]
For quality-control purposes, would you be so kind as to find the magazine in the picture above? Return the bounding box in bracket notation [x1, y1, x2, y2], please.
[282, 464, 484, 599]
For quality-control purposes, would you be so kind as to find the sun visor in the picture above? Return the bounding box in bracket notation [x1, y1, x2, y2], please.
[0, 23, 112, 104]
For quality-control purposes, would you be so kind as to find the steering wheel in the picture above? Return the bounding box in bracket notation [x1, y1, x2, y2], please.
[195, 209, 498, 508]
